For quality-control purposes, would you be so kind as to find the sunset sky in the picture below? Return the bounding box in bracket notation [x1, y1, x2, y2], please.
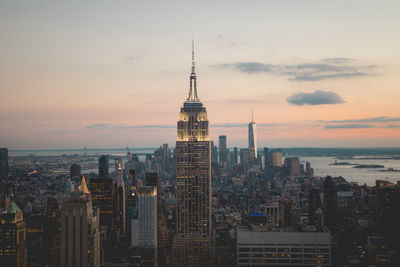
[1, 1, 400, 149]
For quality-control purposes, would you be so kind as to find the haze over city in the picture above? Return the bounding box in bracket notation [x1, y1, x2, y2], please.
[1, 0, 400, 148]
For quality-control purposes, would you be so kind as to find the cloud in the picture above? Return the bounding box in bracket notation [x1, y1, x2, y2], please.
[124, 56, 135, 61]
[319, 116, 400, 123]
[287, 90, 345, 106]
[211, 123, 283, 128]
[321, 58, 354, 64]
[86, 123, 111, 129]
[117, 124, 175, 129]
[219, 62, 273, 73]
[387, 125, 400, 128]
[324, 124, 376, 129]
[215, 58, 376, 81]
[86, 123, 285, 130]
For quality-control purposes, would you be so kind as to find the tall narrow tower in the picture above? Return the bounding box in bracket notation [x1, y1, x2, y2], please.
[172, 42, 214, 267]
[248, 111, 257, 160]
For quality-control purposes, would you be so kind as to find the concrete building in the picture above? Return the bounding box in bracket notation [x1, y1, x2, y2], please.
[237, 227, 331, 267]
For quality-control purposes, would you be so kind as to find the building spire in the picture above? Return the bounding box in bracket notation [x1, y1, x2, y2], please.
[251, 109, 254, 123]
[187, 40, 199, 102]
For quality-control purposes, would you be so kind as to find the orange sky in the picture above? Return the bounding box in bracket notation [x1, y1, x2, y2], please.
[1, 1, 400, 149]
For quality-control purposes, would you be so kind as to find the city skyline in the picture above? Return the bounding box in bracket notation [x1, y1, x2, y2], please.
[1, 1, 400, 149]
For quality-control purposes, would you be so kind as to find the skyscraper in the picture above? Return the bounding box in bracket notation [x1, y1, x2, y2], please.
[248, 112, 257, 160]
[172, 42, 214, 267]
[0, 148, 8, 178]
[60, 177, 100, 267]
[98, 155, 109, 179]
[0, 201, 27, 267]
[70, 163, 81, 179]
[218, 135, 229, 168]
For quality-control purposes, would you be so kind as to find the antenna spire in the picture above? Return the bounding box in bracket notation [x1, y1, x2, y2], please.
[191, 39, 195, 73]
[251, 110, 254, 123]
[187, 40, 199, 102]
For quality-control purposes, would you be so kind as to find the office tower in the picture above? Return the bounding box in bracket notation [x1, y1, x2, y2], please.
[0, 202, 27, 267]
[60, 178, 100, 267]
[172, 43, 214, 267]
[240, 148, 250, 166]
[284, 157, 301, 176]
[126, 180, 138, 247]
[70, 163, 81, 179]
[306, 161, 314, 178]
[218, 135, 229, 168]
[0, 148, 8, 178]
[271, 149, 282, 167]
[232, 147, 238, 165]
[129, 169, 136, 186]
[237, 227, 331, 267]
[146, 172, 158, 187]
[135, 186, 158, 247]
[323, 176, 337, 233]
[90, 179, 114, 227]
[84, 147, 88, 157]
[98, 155, 109, 179]
[308, 189, 322, 227]
[116, 163, 126, 237]
[161, 144, 171, 171]
[248, 112, 257, 160]
[211, 141, 218, 164]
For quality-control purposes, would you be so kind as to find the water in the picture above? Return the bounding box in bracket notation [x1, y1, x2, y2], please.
[9, 148, 156, 157]
[302, 157, 400, 186]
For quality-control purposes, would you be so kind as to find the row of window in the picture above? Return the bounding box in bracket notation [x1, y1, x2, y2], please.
[239, 247, 329, 253]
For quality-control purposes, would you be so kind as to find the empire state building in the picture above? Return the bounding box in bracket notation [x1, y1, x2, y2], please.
[172, 43, 214, 267]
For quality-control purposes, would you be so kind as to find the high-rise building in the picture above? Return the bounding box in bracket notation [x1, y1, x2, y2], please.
[211, 141, 218, 164]
[146, 172, 158, 187]
[98, 155, 109, 179]
[172, 42, 214, 267]
[70, 163, 81, 179]
[116, 163, 126, 237]
[284, 157, 301, 176]
[89, 178, 114, 227]
[308, 189, 322, 227]
[0, 148, 8, 178]
[136, 186, 158, 247]
[218, 135, 229, 168]
[271, 149, 282, 167]
[248, 113, 257, 160]
[323, 177, 337, 233]
[0, 201, 27, 267]
[60, 177, 100, 267]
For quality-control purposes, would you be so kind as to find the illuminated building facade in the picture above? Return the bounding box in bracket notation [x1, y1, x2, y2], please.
[172, 42, 214, 267]
[0, 201, 27, 267]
